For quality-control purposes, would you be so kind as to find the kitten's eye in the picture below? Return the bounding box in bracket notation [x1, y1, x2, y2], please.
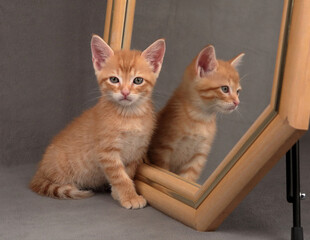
[133, 77, 144, 85]
[221, 86, 229, 93]
[237, 89, 241, 95]
[109, 77, 119, 84]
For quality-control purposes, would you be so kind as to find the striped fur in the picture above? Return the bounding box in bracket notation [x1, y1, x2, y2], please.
[148, 45, 244, 182]
[30, 35, 165, 209]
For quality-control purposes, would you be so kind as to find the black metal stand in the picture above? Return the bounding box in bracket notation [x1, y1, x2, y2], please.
[286, 141, 304, 240]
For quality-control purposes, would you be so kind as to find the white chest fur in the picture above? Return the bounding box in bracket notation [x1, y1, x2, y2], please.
[170, 120, 215, 171]
[117, 116, 152, 164]
[171, 135, 208, 167]
[119, 131, 149, 164]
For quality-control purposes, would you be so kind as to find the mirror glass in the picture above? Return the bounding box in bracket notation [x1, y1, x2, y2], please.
[131, 0, 284, 184]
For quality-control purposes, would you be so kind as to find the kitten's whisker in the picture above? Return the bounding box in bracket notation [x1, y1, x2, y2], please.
[82, 92, 113, 107]
[217, 112, 224, 120]
[86, 88, 102, 95]
[82, 96, 102, 107]
[234, 108, 244, 119]
[152, 92, 170, 97]
[237, 100, 249, 106]
[240, 73, 249, 82]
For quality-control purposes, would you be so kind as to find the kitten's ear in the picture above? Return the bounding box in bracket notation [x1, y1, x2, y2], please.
[91, 35, 114, 72]
[196, 45, 218, 78]
[141, 39, 166, 74]
[230, 53, 245, 69]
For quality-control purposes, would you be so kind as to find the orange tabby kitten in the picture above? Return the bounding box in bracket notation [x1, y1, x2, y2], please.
[30, 35, 166, 209]
[148, 45, 244, 182]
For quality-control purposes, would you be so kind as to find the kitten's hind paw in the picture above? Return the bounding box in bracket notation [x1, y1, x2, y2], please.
[121, 195, 147, 209]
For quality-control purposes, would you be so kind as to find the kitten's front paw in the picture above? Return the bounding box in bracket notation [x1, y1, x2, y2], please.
[121, 195, 147, 209]
[111, 187, 119, 201]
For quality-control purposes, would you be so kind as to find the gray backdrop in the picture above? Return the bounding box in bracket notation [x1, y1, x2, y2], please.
[1, 0, 107, 166]
[131, 0, 283, 183]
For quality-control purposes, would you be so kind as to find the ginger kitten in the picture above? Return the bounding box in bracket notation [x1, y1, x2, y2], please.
[148, 45, 244, 182]
[30, 35, 166, 209]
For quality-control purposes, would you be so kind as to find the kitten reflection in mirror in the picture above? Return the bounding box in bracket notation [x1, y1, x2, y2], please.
[148, 45, 244, 182]
[30, 35, 166, 209]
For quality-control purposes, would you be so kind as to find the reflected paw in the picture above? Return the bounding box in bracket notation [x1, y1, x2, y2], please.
[121, 195, 147, 209]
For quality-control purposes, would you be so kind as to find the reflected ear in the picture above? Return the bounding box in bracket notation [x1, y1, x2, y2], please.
[91, 35, 114, 72]
[141, 39, 166, 74]
[230, 53, 245, 69]
[196, 45, 218, 78]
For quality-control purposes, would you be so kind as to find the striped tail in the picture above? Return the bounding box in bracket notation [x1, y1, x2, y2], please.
[30, 178, 94, 199]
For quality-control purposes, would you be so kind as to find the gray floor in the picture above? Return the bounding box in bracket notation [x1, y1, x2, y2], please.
[0, 134, 309, 240]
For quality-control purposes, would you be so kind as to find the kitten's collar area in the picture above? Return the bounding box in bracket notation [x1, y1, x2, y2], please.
[116, 96, 151, 117]
[184, 101, 216, 123]
[116, 104, 149, 117]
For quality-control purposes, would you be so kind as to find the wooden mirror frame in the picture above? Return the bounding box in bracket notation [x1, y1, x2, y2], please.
[103, 0, 310, 231]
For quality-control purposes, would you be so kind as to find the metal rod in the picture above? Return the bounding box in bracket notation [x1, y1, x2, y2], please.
[286, 140, 303, 240]
[292, 141, 301, 227]
[286, 149, 293, 203]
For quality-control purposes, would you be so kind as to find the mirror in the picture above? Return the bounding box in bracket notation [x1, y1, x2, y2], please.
[130, 0, 284, 184]
[104, 0, 310, 231]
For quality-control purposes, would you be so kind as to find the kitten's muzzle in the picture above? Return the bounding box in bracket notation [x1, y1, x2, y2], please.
[227, 100, 239, 111]
[121, 89, 130, 98]
[233, 100, 240, 107]
[120, 98, 132, 102]
[120, 89, 132, 102]
[120, 95, 132, 102]
[227, 105, 237, 111]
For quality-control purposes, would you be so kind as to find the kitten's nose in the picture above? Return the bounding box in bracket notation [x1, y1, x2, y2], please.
[233, 100, 240, 106]
[121, 89, 130, 97]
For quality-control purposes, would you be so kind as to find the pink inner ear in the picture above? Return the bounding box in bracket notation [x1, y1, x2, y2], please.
[142, 40, 165, 73]
[93, 59, 101, 71]
[91, 36, 113, 71]
[146, 52, 162, 73]
[197, 46, 217, 77]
